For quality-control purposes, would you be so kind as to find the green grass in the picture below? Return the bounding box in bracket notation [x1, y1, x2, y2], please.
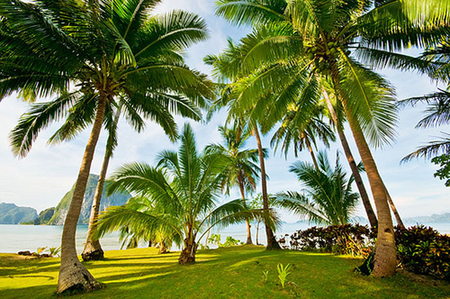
[1, 246, 449, 298]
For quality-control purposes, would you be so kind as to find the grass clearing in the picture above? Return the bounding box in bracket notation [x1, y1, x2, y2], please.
[0, 246, 449, 298]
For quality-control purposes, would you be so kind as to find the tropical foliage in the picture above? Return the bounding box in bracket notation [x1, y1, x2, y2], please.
[95, 124, 277, 264]
[0, 0, 214, 293]
[213, 0, 450, 277]
[206, 122, 262, 244]
[276, 151, 359, 226]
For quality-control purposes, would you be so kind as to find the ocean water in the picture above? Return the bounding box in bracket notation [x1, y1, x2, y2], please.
[0, 221, 448, 254]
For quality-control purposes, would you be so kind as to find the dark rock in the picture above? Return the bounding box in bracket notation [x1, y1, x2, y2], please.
[18, 250, 31, 256]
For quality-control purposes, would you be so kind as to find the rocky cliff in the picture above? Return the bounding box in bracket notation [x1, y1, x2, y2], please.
[48, 174, 130, 225]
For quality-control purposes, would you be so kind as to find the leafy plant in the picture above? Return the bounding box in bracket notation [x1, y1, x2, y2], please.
[49, 247, 61, 257]
[288, 224, 375, 257]
[262, 270, 269, 283]
[208, 234, 222, 246]
[277, 263, 292, 288]
[36, 247, 47, 255]
[220, 236, 243, 247]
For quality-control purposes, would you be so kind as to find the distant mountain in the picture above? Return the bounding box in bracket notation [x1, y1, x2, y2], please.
[290, 213, 450, 226]
[34, 207, 56, 225]
[0, 203, 38, 224]
[48, 174, 131, 225]
[404, 213, 450, 224]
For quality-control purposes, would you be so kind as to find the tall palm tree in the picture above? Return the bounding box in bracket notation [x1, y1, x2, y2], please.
[214, 0, 449, 276]
[206, 122, 261, 244]
[2, 0, 213, 293]
[277, 151, 359, 226]
[271, 103, 335, 170]
[94, 124, 277, 264]
[206, 47, 282, 250]
[322, 88, 378, 227]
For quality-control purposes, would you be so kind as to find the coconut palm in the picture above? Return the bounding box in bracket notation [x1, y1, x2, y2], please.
[271, 103, 335, 169]
[400, 42, 450, 161]
[1, 0, 213, 293]
[95, 124, 277, 264]
[206, 122, 262, 244]
[277, 151, 359, 226]
[213, 0, 450, 276]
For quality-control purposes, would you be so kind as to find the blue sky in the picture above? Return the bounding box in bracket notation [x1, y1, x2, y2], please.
[0, 0, 448, 222]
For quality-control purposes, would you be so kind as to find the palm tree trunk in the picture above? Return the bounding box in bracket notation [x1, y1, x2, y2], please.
[179, 226, 196, 264]
[253, 124, 281, 250]
[82, 108, 121, 261]
[57, 95, 107, 294]
[255, 220, 260, 245]
[81, 152, 109, 261]
[331, 80, 396, 277]
[386, 188, 405, 229]
[304, 137, 319, 171]
[322, 89, 378, 228]
[238, 176, 253, 245]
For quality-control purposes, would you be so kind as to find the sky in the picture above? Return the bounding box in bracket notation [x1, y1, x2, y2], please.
[0, 0, 448, 223]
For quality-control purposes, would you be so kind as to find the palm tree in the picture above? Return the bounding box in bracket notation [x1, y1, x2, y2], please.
[206, 47, 282, 250]
[94, 124, 277, 264]
[277, 151, 359, 226]
[400, 42, 450, 161]
[214, 0, 449, 276]
[271, 104, 335, 170]
[2, 0, 213, 293]
[82, 105, 121, 261]
[206, 122, 261, 244]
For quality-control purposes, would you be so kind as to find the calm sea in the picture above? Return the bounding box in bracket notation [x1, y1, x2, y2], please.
[0, 221, 449, 254]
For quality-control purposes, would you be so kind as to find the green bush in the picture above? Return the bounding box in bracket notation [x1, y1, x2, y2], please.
[220, 236, 243, 247]
[395, 225, 450, 281]
[288, 224, 374, 257]
[289, 224, 450, 280]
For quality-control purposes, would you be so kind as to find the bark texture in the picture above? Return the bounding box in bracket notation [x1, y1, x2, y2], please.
[82, 106, 120, 261]
[179, 239, 196, 265]
[323, 90, 378, 228]
[253, 125, 281, 250]
[81, 150, 109, 261]
[57, 96, 107, 294]
[339, 96, 397, 277]
[304, 137, 319, 171]
[386, 190, 405, 229]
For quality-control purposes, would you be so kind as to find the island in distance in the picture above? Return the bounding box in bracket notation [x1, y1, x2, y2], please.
[0, 174, 130, 225]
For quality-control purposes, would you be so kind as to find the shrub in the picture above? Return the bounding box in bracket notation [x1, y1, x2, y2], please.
[288, 224, 450, 280]
[220, 236, 243, 247]
[287, 224, 374, 257]
[395, 225, 450, 281]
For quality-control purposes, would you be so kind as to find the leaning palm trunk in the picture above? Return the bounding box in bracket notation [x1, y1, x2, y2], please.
[335, 89, 397, 277]
[57, 96, 107, 294]
[82, 108, 121, 261]
[238, 177, 253, 244]
[386, 186, 405, 229]
[304, 137, 319, 171]
[322, 89, 378, 228]
[253, 125, 280, 250]
[81, 150, 108, 261]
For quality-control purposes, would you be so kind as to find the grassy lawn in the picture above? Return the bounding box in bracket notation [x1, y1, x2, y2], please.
[0, 245, 449, 298]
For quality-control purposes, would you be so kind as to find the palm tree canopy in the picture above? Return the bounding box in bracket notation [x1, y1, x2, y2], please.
[95, 124, 278, 247]
[2, 0, 215, 157]
[205, 122, 263, 196]
[276, 151, 359, 226]
[213, 0, 450, 148]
